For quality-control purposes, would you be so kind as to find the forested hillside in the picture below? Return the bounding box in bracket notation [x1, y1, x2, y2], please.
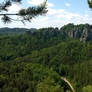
[0, 24, 92, 41]
[0, 24, 92, 92]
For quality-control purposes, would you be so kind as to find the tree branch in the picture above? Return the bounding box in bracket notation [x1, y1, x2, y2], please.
[0, 0, 47, 23]
[0, 13, 19, 16]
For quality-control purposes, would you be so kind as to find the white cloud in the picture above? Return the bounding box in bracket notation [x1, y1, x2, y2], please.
[26, 8, 92, 28]
[27, 0, 45, 6]
[7, 3, 22, 13]
[47, 8, 64, 16]
[0, 1, 92, 28]
[47, 2, 54, 7]
[0, 8, 92, 29]
[65, 3, 71, 7]
[28, 0, 54, 7]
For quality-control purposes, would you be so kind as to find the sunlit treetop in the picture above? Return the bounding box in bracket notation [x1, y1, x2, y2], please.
[0, 0, 48, 24]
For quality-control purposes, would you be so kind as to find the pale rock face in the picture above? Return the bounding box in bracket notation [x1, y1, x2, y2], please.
[80, 28, 88, 42]
[60, 24, 92, 42]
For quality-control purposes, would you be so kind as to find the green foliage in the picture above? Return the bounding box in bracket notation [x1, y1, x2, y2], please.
[0, 62, 62, 92]
[37, 77, 64, 92]
[0, 26, 92, 92]
[82, 85, 92, 92]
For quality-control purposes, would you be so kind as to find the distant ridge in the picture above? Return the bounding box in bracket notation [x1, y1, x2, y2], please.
[0, 28, 37, 34]
[0, 23, 92, 41]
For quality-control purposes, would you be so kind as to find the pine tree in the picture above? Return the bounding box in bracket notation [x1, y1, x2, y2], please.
[88, 0, 92, 9]
[0, 0, 47, 24]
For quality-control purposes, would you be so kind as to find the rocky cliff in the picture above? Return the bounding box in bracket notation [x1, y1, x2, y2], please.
[0, 24, 92, 41]
[60, 23, 92, 41]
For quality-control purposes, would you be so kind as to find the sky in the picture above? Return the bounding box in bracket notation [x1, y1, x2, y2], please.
[0, 0, 92, 28]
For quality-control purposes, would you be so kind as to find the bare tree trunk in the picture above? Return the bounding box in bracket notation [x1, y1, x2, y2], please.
[61, 77, 75, 92]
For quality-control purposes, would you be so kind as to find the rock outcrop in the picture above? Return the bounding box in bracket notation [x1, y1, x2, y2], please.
[60, 23, 92, 41]
[0, 23, 92, 42]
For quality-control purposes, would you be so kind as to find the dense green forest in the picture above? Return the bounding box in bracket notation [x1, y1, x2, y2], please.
[0, 24, 92, 92]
